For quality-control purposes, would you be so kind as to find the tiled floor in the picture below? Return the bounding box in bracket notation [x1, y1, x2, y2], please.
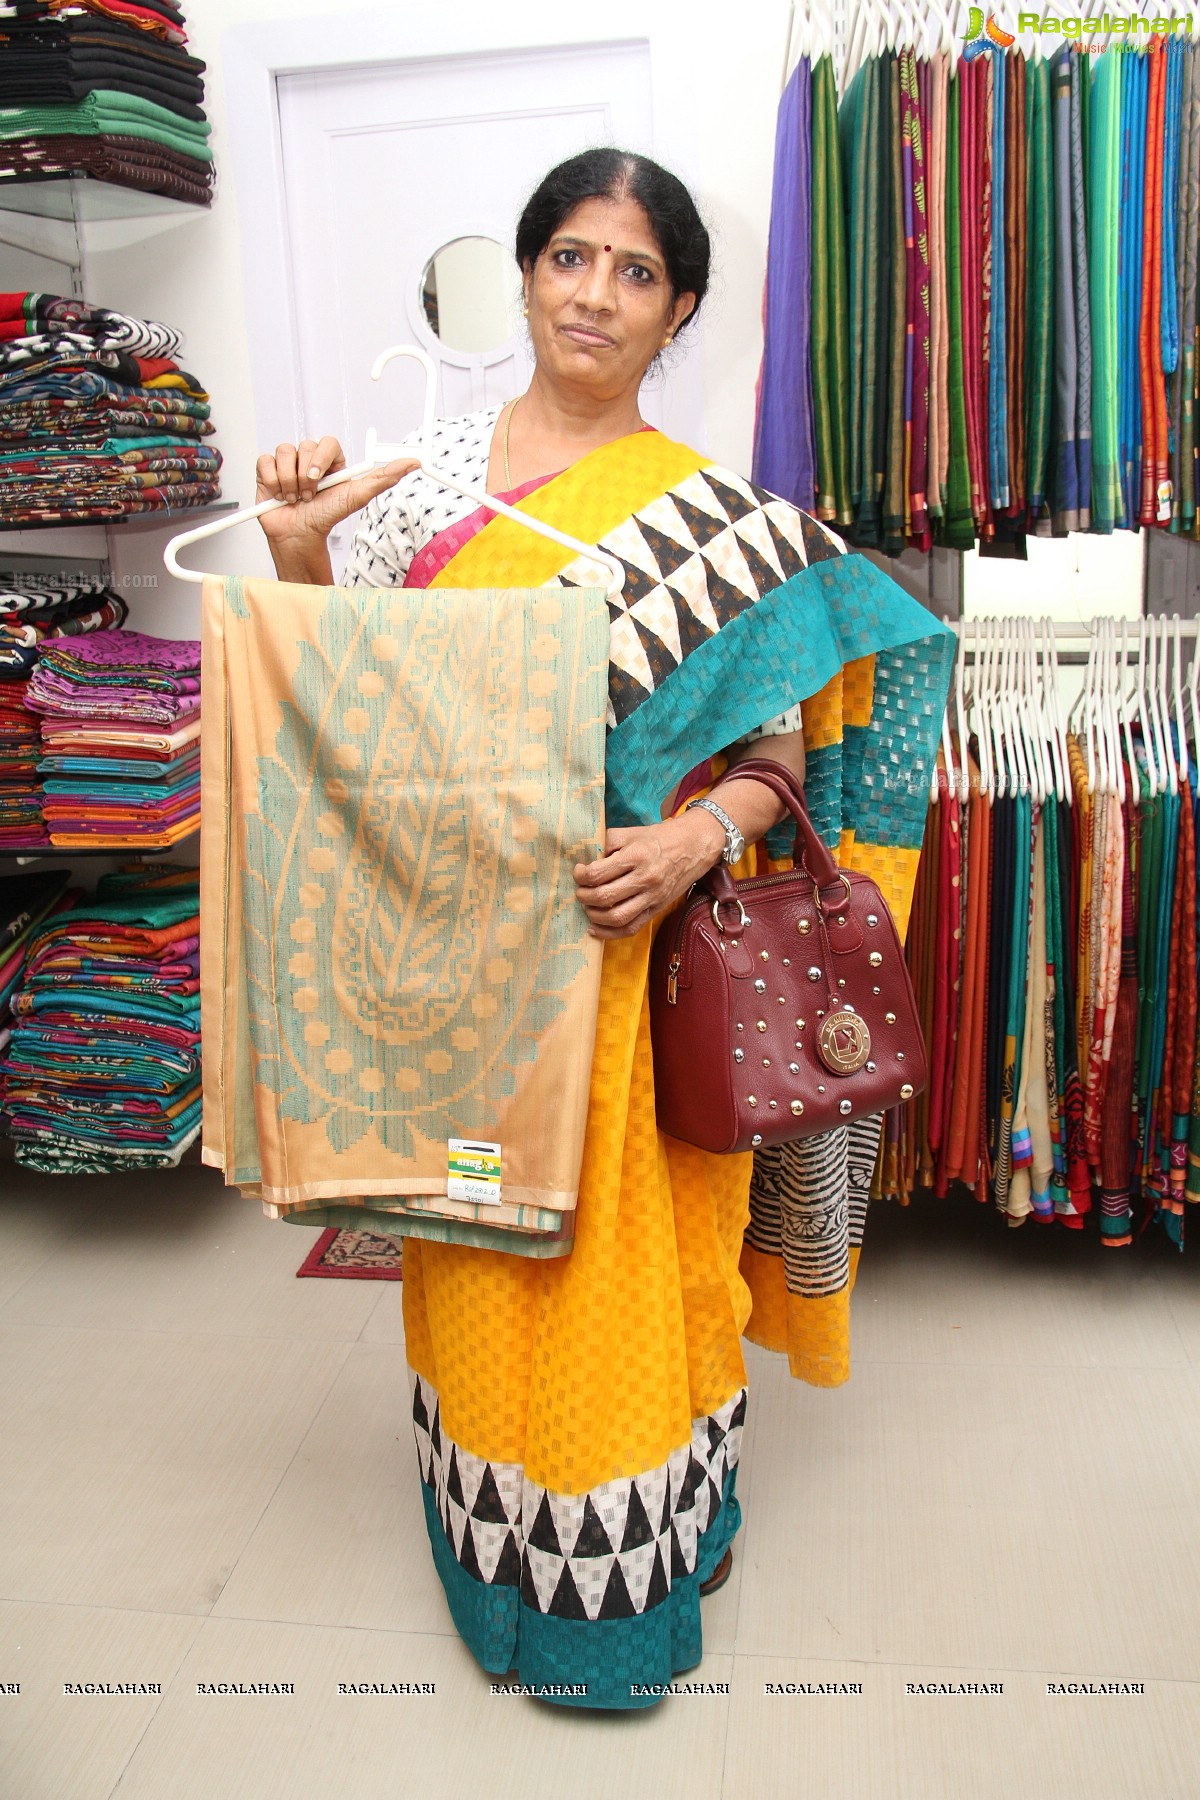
[1, 1159, 1198, 1800]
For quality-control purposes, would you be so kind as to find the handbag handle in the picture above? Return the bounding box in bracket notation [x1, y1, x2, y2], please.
[713, 756, 841, 891]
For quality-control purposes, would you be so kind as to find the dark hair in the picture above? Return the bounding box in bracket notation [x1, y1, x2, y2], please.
[515, 148, 710, 334]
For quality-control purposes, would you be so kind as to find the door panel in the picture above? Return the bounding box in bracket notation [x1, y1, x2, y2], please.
[276, 40, 704, 568]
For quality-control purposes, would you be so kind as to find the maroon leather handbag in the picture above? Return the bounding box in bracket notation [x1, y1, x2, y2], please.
[648, 757, 926, 1154]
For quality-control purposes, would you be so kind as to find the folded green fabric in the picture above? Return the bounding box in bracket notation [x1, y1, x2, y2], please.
[0, 91, 212, 161]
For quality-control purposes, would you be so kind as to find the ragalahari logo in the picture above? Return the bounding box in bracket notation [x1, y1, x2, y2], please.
[964, 7, 1018, 43]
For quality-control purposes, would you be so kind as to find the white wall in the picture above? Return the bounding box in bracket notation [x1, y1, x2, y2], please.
[81, 0, 791, 634]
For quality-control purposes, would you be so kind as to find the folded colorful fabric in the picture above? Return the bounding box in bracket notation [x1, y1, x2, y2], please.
[0, 90, 211, 158]
[0, 131, 212, 202]
[1, 866, 203, 1172]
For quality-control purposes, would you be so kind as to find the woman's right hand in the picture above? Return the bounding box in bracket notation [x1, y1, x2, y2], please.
[255, 436, 418, 581]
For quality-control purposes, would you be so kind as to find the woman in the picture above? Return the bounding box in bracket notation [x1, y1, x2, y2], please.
[257, 149, 950, 1707]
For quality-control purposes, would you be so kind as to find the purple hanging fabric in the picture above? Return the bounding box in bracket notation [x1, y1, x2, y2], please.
[752, 55, 816, 509]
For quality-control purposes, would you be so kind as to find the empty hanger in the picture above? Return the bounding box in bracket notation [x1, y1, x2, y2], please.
[163, 344, 628, 600]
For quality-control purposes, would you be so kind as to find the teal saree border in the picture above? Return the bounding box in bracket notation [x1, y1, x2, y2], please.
[604, 552, 955, 832]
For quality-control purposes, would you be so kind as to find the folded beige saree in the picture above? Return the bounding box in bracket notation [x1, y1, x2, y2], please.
[200, 574, 609, 1255]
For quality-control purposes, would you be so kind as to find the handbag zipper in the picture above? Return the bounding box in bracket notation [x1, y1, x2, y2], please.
[665, 864, 859, 996]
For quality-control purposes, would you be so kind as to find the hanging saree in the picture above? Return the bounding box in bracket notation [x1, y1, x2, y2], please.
[1025, 53, 1054, 522]
[810, 53, 852, 528]
[751, 54, 816, 514]
[200, 574, 610, 1252]
[1090, 48, 1124, 533]
[940, 71, 975, 549]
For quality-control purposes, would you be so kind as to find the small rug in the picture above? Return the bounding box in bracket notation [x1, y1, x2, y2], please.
[295, 1227, 404, 1279]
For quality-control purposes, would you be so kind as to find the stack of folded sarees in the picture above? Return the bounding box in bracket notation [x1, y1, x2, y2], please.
[1, 863, 201, 1172]
[1, 576, 129, 679]
[0, 291, 221, 526]
[23, 627, 200, 846]
[0, 677, 46, 846]
[0, 576, 131, 841]
[0, 867, 70, 1060]
[0, 0, 214, 205]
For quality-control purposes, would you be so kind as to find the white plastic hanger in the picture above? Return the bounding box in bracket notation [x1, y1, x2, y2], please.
[1107, 617, 1126, 799]
[1151, 614, 1178, 797]
[1172, 612, 1189, 782]
[163, 344, 628, 599]
[1187, 615, 1200, 762]
[954, 615, 971, 801]
[1027, 617, 1054, 800]
[1071, 620, 1100, 795]
[1129, 615, 1160, 798]
[1120, 617, 1139, 793]
[1043, 616, 1072, 808]
[1033, 617, 1066, 803]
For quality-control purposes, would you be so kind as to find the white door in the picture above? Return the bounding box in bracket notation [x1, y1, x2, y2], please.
[275, 41, 706, 569]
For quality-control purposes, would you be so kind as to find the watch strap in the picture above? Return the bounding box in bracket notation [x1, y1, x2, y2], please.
[686, 795, 744, 863]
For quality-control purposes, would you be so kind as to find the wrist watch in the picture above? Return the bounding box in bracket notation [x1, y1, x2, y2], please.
[686, 795, 745, 865]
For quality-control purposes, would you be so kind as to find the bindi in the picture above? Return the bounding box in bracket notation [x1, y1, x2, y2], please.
[604, 244, 612, 252]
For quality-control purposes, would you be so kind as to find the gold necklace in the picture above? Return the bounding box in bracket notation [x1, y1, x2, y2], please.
[503, 396, 521, 489]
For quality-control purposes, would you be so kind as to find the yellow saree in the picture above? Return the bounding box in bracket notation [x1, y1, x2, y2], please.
[205, 426, 952, 1707]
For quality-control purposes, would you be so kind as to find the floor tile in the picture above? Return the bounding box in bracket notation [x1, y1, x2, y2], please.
[0, 1160, 103, 1309]
[114, 1616, 733, 1800]
[357, 1280, 404, 1344]
[854, 1196, 1189, 1369]
[724, 1656, 1200, 1800]
[212, 1343, 452, 1636]
[734, 1356, 1200, 1680]
[0, 1325, 349, 1614]
[0, 1166, 380, 1342]
[0, 1600, 200, 1800]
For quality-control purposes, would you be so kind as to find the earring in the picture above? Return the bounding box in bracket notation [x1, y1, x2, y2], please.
[523, 303, 530, 316]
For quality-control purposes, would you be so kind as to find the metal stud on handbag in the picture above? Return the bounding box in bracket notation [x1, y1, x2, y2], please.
[648, 757, 926, 1154]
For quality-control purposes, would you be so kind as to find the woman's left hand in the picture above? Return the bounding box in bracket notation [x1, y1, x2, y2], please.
[573, 813, 724, 940]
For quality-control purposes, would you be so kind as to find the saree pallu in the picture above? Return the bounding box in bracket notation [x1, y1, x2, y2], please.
[385, 429, 952, 1706]
[201, 575, 610, 1253]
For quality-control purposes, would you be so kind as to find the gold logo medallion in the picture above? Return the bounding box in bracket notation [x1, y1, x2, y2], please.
[817, 1009, 872, 1075]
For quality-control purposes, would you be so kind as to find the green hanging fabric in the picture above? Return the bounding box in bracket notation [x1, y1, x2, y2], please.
[1025, 54, 1054, 522]
[1090, 49, 1123, 531]
[939, 74, 975, 548]
[810, 52, 852, 527]
[883, 53, 908, 553]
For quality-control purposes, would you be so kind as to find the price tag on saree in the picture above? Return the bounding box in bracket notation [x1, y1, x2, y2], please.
[447, 1139, 502, 1204]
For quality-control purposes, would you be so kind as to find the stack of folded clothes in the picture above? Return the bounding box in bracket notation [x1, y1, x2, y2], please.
[0, 0, 213, 205]
[1, 575, 128, 679]
[0, 291, 221, 525]
[24, 627, 200, 846]
[0, 867, 70, 1057]
[1, 862, 201, 1172]
[0, 677, 46, 846]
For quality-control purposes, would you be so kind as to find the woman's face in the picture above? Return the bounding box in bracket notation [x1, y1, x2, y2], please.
[523, 196, 696, 402]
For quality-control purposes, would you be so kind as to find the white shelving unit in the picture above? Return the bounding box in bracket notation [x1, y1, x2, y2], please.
[0, 176, 216, 874]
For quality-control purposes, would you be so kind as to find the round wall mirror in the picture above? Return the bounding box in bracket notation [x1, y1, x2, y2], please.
[420, 236, 522, 353]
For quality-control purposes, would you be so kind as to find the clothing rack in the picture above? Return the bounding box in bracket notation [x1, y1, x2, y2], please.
[950, 617, 1200, 639]
[897, 603, 1200, 1246]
